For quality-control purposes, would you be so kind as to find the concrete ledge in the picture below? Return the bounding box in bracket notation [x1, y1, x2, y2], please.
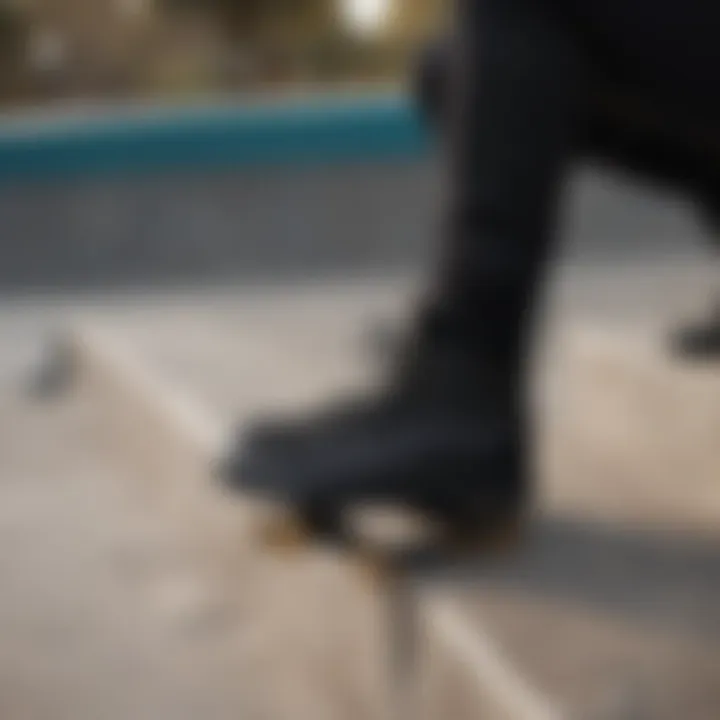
[63, 320, 563, 720]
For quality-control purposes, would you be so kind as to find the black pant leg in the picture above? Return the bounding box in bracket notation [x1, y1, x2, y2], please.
[428, 0, 588, 376]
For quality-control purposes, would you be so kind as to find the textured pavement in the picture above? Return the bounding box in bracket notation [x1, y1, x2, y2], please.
[0, 314, 265, 720]
[3, 162, 720, 717]
[86, 258, 720, 718]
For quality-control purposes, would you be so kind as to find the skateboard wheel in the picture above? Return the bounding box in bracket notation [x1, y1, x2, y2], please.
[260, 514, 311, 554]
[449, 513, 524, 557]
[353, 549, 393, 586]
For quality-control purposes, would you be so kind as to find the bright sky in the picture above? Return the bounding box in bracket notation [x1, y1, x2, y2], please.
[339, 0, 392, 35]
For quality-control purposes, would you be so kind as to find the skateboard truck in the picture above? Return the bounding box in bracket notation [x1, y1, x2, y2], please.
[382, 554, 422, 720]
[256, 504, 513, 720]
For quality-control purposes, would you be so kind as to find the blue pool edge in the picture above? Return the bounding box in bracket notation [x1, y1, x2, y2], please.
[0, 91, 431, 182]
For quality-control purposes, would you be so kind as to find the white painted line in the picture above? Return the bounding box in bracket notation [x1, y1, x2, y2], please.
[67, 320, 564, 720]
[69, 322, 228, 460]
[429, 598, 565, 720]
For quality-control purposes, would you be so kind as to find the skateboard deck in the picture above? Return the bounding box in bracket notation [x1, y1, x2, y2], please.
[251, 498, 524, 719]
[253, 498, 523, 580]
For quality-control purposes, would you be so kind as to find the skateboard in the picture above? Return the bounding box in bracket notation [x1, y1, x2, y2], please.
[247, 498, 523, 720]
[257, 500, 521, 575]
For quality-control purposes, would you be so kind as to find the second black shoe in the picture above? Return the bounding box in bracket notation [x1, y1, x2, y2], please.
[671, 306, 720, 361]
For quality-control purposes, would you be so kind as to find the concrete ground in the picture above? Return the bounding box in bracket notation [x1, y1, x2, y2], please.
[2, 168, 720, 719]
[65, 254, 720, 719]
[0, 317, 267, 720]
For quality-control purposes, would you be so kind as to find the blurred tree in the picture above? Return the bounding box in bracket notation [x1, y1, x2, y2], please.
[159, 0, 341, 84]
[0, 2, 29, 100]
[160, 0, 336, 43]
[0, 0, 447, 101]
[388, 0, 447, 43]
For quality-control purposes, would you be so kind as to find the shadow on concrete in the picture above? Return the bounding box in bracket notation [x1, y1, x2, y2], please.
[442, 515, 720, 644]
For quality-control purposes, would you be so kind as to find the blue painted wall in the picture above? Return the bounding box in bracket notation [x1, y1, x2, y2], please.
[0, 92, 437, 290]
[0, 92, 430, 182]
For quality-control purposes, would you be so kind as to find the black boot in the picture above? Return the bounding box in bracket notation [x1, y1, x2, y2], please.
[220, 0, 586, 546]
[671, 303, 720, 360]
[671, 202, 720, 360]
[222, 311, 525, 541]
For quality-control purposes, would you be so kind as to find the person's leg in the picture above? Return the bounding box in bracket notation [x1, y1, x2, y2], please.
[563, 0, 720, 361]
[222, 0, 589, 537]
[429, 0, 587, 377]
[481, 0, 720, 365]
